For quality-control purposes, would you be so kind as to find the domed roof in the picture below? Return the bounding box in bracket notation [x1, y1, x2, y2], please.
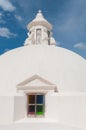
[0, 45, 86, 95]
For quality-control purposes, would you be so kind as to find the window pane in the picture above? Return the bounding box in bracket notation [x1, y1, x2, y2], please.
[36, 105, 44, 115]
[36, 95, 44, 104]
[28, 95, 35, 104]
[28, 105, 35, 115]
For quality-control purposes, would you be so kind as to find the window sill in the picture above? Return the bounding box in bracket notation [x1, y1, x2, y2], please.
[14, 117, 57, 123]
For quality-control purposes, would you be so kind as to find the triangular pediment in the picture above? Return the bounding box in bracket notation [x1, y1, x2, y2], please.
[23, 78, 50, 86]
[17, 74, 57, 92]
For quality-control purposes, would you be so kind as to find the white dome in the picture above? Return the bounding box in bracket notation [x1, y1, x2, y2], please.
[0, 45, 86, 95]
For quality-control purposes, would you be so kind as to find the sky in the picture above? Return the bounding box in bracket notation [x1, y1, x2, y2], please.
[0, 0, 86, 59]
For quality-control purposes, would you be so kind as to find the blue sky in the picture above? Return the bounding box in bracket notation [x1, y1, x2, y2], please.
[0, 0, 86, 59]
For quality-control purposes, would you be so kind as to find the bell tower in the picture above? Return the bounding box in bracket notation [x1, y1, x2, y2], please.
[24, 10, 56, 46]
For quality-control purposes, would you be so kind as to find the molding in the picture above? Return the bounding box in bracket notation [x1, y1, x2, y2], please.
[17, 74, 57, 92]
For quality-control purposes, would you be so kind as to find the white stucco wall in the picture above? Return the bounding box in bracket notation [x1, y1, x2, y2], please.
[13, 95, 26, 121]
[0, 96, 14, 124]
[0, 93, 86, 129]
[45, 92, 59, 120]
[0, 122, 82, 130]
[47, 93, 86, 129]
[13, 93, 86, 129]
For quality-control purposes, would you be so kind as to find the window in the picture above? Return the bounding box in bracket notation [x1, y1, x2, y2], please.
[36, 29, 42, 44]
[29, 31, 31, 34]
[47, 30, 50, 45]
[27, 93, 44, 117]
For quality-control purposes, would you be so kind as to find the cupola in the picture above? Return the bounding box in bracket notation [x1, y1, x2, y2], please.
[24, 10, 56, 46]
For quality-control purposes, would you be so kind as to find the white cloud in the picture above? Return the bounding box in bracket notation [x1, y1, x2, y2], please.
[0, 27, 16, 38]
[0, 12, 3, 19]
[0, 12, 6, 24]
[15, 15, 23, 22]
[74, 42, 86, 50]
[0, 0, 15, 12]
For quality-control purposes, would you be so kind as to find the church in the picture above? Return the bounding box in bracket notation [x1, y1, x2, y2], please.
[0, 10, 86, 130]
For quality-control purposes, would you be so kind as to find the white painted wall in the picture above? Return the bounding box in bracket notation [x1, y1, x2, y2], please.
[0, 96, 14, 124]
[49, 93, 86, 129]
[0, 122, 82, 130]
[45, 92, 59, 120]
[0, 93, 86, 129]
[13, 95, 27, 121]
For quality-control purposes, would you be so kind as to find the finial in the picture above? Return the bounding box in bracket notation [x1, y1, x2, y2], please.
[36, 10, 43, 19]
[38, 10, 42, 13]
